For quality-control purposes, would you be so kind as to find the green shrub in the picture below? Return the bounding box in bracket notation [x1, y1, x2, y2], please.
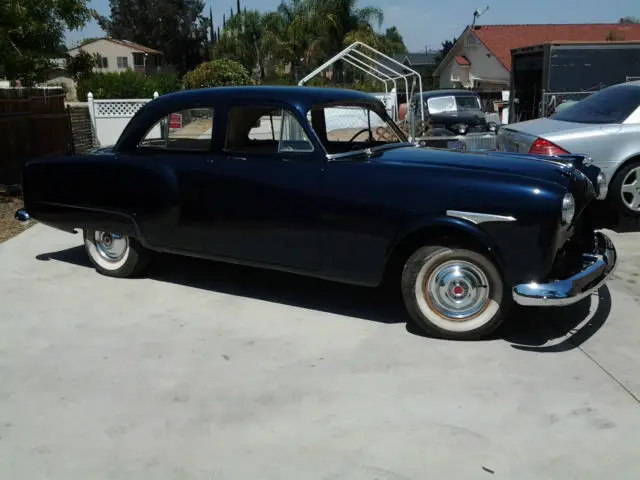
[148, 72, 182, 96]
[76, 70, 183, 100]
[183, 59, 254, 89]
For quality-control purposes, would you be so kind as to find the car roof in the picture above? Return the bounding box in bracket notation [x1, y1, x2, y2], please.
[413, 89, 480, 99]
[154, 85, 381, 112]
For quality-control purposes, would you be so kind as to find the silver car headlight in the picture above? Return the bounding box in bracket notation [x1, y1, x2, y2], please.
[561, 193, 575, 225]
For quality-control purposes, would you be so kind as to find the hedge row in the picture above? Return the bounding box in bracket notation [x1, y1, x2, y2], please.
[76, 70, 183, 100]
[77, 59, 389, 100]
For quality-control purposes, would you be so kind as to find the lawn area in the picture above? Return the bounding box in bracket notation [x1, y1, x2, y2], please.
[0, 193, 31, 243]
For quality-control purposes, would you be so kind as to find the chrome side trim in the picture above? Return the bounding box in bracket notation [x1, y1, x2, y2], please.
[446, 210, 516, 225]
[512, 231, 617, 307]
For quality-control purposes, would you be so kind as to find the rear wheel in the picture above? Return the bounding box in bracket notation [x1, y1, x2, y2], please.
[84, 229, 150, 278]
[401, 245, 509, 340]
[608, 160, 640, 217]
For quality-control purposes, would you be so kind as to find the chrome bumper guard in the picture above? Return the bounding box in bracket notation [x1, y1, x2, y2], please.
[512, 231, 617, 307]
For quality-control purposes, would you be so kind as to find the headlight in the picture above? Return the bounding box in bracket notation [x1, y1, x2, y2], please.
[561, 193, 575, 225]
[487, 122, 497, 132]
[451, 123, 467, 134]
[596, 171, 608, 199]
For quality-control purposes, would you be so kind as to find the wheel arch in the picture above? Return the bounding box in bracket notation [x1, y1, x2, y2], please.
[383, 217, 506, 285]
[608, 153, 640, 184]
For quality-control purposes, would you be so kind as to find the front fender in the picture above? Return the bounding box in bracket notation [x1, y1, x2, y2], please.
[387, 214, 508, 274]
[388, 213, 558, 287]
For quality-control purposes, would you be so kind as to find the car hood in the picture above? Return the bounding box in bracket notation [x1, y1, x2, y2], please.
[370, 146, 574, 186]
[501, 117, 592, 137]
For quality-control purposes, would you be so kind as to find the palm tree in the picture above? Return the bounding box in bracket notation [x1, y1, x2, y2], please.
[310, 0, 384, 82]
[261, 0, 321, 81]
[213, 9, 271, 80]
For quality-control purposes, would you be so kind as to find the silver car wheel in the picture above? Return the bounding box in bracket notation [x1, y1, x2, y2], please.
[621, 167, 640, 211]
[94, 231, 129, 263]
[424, 260, 491, 321]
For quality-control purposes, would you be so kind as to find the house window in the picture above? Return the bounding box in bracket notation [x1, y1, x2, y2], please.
[117, 56, 129, 69]
[465, 35, 481, 46]
[96, 55, 108, 68]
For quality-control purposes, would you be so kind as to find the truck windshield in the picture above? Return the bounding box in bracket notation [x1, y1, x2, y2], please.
[426, 95, 482, 114]
[553, 85, 640, 124]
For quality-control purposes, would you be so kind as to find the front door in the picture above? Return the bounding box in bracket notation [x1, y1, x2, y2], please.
[200, 103, 323, 271]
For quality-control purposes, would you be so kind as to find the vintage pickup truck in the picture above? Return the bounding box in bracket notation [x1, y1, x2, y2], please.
[15, 86, 617, 340]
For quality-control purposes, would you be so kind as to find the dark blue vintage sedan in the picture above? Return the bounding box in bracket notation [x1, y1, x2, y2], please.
[16, 86, 617, 340]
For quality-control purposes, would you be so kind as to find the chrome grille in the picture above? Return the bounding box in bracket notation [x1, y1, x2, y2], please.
[462, 134, 496, 151]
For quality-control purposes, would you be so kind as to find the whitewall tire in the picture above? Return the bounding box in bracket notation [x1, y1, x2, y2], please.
[401, 245, 510, 340]
[83, 230, 150, 278]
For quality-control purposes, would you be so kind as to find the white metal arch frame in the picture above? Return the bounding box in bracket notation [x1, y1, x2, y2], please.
[298, 41, 425, 127]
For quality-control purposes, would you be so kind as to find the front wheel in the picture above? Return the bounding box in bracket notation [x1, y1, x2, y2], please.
[84, 230, 150, 278]
[401, 245, 510, 340]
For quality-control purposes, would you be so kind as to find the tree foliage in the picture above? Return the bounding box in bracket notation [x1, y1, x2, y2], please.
[96, 0, 210, 74]
[183, 59, 254, 89]
[211, 0, 408, 85]
[435, 38, 457, 64]
[65, 50, 98, 82]
[0, 0, 93, 84]
[619, 17, 640, 24]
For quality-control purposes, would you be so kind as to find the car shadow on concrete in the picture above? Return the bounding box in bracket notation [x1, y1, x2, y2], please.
[36, 246, 612, 351]
[591, 202, 640, 233]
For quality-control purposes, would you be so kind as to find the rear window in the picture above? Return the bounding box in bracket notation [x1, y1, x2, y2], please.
[552, 85, 640, 124]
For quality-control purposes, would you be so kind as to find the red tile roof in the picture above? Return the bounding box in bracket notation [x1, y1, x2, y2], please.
[471, 23, 640, 70]
[455, 55, 470, 66]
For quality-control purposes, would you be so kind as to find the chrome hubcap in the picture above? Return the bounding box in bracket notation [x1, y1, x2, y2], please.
[94, 231, 128, 262]
[621, 167, 640, 211]
[426, 260, 490, 320]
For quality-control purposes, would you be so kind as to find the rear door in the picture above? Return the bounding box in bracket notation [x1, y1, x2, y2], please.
[125, 105, 218, 252]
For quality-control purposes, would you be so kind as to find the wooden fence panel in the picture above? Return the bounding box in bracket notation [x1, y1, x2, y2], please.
[0, 90, 73, 186]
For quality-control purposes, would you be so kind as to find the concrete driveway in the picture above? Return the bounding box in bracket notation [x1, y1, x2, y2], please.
[1, 225, 640, 479]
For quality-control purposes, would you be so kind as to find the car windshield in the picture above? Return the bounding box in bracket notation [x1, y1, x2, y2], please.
[308, 102, 409, 156]
[552, 85, 640, 124]
[425, 95, 482, 114]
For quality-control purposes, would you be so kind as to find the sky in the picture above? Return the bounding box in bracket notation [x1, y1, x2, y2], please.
[67, 0, 640, 52]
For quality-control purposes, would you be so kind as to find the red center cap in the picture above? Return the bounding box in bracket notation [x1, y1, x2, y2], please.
[453, 285, 464, 296]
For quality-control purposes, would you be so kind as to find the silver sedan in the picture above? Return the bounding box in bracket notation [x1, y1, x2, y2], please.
[496, 80, 640, 217]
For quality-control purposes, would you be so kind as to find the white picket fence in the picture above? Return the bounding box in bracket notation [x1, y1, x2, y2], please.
[87, 89, 398, 147]
[87, 91, 160, 146]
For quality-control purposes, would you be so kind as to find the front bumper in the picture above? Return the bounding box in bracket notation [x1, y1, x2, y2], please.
[512, 231, 617, 307]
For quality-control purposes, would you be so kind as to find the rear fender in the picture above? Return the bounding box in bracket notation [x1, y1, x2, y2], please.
[27, 202, 145, 243]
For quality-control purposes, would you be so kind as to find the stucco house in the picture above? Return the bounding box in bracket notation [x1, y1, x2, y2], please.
[67, 38, 164, 75]
[433, 23, 640, 92]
